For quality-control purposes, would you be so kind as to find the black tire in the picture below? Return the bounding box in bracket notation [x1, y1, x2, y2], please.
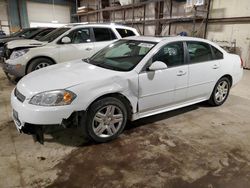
[208, 77, 231, 106]
[27, 58, 54, 73]
[83, 97, 128, 143]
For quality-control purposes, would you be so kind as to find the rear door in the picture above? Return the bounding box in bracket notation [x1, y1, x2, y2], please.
[186, 41, 221, 101]
[59, 27, 95, 62]
[92, 27, 117, 53]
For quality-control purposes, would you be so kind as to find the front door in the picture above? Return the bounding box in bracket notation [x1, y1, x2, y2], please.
[59, 28, 95, 62]
[138, 42, 188, 113]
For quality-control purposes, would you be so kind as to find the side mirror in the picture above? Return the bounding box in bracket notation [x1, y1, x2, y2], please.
[61, 36, 71, 44]
[148, 61, 168, 71]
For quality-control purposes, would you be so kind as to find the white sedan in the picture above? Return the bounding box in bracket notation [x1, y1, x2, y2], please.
[11, 36, 243, 143]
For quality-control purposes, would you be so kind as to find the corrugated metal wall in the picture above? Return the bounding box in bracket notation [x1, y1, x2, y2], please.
[207, 0, 250, 69]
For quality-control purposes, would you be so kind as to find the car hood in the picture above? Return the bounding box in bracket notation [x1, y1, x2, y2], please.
[0, 37, 21, 45]
[7, 39, 47, 49]
[17, 60, 125, 98]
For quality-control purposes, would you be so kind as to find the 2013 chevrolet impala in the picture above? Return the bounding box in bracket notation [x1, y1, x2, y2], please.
[11, 36, 243, 143]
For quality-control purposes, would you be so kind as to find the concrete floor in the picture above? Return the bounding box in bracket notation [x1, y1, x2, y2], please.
[0, 69, 250, 188]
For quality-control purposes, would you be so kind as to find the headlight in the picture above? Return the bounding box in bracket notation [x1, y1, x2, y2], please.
[10, 49, 29, 60]
[29, 90, 76, 106]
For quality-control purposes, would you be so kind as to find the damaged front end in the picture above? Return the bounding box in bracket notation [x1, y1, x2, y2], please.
[21, 124, 45, 144]
[15, 111, 85, 144]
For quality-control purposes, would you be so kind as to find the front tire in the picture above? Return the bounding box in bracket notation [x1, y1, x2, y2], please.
[27, 58, 54, 74]
[208, 77, 231, 106]
[83, 97, 128, 143]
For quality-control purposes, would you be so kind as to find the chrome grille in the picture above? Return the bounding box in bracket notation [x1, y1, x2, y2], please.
[14, 88, 26, 103]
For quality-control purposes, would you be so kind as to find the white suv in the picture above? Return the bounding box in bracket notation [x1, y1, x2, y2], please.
[11, 36, 243, 143]
[2, 23, 139, 78]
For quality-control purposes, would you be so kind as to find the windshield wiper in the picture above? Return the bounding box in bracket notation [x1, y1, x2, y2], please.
[82, 58, 90, 63]
[95, 62, 123, 71]
[84, 59, 124, 71]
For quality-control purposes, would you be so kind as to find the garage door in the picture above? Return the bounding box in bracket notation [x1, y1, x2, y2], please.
[0, 0, 9, 34]
[27, 1, 70, 27]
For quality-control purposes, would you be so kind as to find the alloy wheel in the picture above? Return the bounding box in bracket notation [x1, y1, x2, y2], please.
[215, 80, 229, 103]
[92, 105, 124, 138]
[35, 62, 50, 70]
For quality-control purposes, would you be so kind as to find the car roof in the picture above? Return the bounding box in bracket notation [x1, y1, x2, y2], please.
[124, 36, 217, 44]
[123, 36, 225, 53]
[123, 36, 166, 43]
[65, 23, 135, 29]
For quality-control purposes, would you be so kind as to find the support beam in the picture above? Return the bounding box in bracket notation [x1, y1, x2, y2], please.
[168, 0, 173, 35]
[155, 0, 164, 35]
[71, 0, 79, 23]
[204, 0, 211, 39]
[7, 0, 29, 32]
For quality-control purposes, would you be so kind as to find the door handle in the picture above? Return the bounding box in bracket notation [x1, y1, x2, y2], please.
[85, 47, 93, 51]
[212, 64, 220, 69]
[177, 70, 187, 76]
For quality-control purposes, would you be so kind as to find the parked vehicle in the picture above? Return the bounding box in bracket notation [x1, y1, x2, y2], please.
[11, 36, 243, 143]
[2, 23, 139, 78]
[0, 27, 55, 59]
[0, 30, 6, 38]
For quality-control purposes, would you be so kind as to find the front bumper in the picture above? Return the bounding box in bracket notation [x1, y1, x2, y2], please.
[11, 89, 75, 130]
[2, 61, 26, 77]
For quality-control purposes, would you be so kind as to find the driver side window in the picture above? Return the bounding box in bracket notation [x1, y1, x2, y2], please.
[67, 28, 91, 44]
[152, 42, 184, 68]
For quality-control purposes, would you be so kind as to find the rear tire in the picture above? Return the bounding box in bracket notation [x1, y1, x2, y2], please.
[27, 58, 54, 74]
[208, 77, 231, 106]
[83, 97, 128, 143]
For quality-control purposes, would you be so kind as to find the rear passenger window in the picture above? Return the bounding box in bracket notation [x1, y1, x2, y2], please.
[116, 28, 135, 38]
[211, 46, 223, 60]
[152, 42, 184, 68]
[187, 42, 213, 63]
[93, 28, 117, 42]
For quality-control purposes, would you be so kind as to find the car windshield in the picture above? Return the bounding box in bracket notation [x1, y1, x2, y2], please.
[33, 29, 55, 40]
[38, 27, 70, 42]
[11, 28, 38, 38]
[88, 40, 156, 71]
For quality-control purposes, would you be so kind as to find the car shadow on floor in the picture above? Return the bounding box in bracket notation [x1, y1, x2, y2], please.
[43, 126, 89, 147]
[43, 102, 206, 147]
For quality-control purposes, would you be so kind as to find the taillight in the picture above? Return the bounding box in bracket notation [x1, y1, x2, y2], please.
[240, 57, 244, 68]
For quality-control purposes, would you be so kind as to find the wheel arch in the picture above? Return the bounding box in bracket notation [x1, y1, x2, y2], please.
[220, 74, 233, 87]
[86, 93, 134, 121]
[25, 56, 57, 74]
